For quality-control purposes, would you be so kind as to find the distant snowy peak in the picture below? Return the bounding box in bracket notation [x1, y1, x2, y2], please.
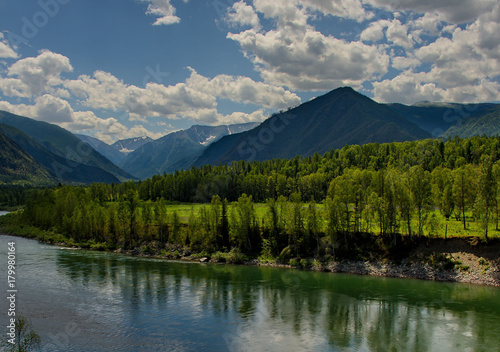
[111, 136, 153, 154]
[200, 135, 217, 146]
[190, 122, 259, 146]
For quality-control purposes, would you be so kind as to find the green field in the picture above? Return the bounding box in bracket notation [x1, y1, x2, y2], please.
[160, 202, 499, 239]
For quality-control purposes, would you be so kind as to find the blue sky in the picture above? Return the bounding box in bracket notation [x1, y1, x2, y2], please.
[0, 0, 499, 143]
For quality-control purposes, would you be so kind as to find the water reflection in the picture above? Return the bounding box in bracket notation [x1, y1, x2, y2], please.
[53, 248, 500, 352]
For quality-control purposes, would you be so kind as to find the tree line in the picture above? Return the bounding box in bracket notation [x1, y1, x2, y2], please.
[15, 136, 500, 260]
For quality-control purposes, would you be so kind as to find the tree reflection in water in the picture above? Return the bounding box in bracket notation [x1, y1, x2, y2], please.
[56, 250, 500, 351]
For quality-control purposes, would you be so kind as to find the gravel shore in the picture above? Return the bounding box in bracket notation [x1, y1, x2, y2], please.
[250, 238, 500, 287]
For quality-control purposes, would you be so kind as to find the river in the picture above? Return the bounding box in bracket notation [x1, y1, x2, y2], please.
[0, 234, 499, 351]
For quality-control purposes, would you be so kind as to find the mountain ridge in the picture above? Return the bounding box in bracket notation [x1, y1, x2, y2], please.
[119, 122, 259, 179]
[195, 87, 431, 166]
[0, 110, 134, 183]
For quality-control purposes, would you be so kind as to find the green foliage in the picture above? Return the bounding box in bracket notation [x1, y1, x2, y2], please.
[225, 247, 247, 264]
[5, 135, 500, 263]
[0, 315, 41, 352]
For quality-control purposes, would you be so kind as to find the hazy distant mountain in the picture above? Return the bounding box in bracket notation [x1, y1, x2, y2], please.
[195, 87, 431, 166]
[0, 127, 52, 185]
[0, 110, 135, 183]
[387, 102, 497, 136]
[76, 134, 126, 165]
[119, 123, 259, 179]
[441, 105, 500, 138]
[112, 136, 153, 154]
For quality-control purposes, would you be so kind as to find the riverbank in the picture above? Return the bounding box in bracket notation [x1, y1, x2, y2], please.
[1, 217, 498, 287]
[8, 231, 498, 287]
[242, 238, 499, 287]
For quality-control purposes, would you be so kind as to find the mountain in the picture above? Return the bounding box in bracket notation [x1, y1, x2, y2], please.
[0, 124, 120, 184]
[119, 123, 259, 179]
[76, 134, 126, 165]
[112, 136, 153, 154]
[387, 102, 497, 136]
[195, 87, 431, 166]
[441, 105, 500, 138]
[0, 110, 135, 182]
[0, 128, 52, 185]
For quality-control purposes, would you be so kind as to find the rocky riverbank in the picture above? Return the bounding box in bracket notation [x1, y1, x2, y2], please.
[2, 224, 499, 287]
[254, 238, 500, 287]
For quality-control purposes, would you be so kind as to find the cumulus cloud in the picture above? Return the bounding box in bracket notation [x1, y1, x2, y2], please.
[363, 0, 497, 24]
[185, 67, 301, 109]
[228, 26, 389, 91]
[0, 50, 72, 97]
[0, 49, 299, 133]
[0, 98, 162, 144]
[64, 67, 300, 123]
[304, 0, 372, 22]
[140, 0, 184, 26]
[223, 0, 500, 103]
[227, 1, 261, 29]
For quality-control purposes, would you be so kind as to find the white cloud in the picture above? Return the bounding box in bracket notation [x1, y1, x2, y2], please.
[0, 33, 18, 59]
[0, 98, 163, 144]
[360, 20, 389, 42]
[140, 0, 184, 26]
[304, 0, 372, 22]
[182, 108, 266, 125]
[363, 0, 497, 24]
[64, 67, 300, 123]
[373, 73, 445, 103]
[0, 95, 73, 123]
[185, 67, 301, 109]
[391, 54, 421, 70]
[227, 1, 261, 30]
[361, 19, 413, 49]
[0, 50, 72, 97]
[386, 19, 414, 49]
[228, 26, 389, 91]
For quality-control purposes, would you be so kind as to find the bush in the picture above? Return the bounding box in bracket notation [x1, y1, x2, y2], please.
[190, 251, 210, 259]
[212, 252, 226, 263]
[279, 246, 292, 263]
[90, 241, 108, 251]
[226, 248, 247, 264]
[312, 259, 324, 271]
[299, 258, 310, 269]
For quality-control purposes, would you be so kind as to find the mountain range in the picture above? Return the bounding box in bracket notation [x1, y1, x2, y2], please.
[441, 105, 500, 139]
[0, 111, 135, 184]
[0, 127, 52, 185]
[195, 87, 431, 166]
[118, 123, 259, 179]
[1, 87, 499, 185]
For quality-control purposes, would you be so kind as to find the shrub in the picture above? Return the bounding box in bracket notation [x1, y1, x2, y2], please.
[279, 246, 292, 263]
[212, 252, 226, 263]
[226, 248, 247, 264]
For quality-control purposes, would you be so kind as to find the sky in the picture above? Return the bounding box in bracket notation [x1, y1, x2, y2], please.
[0, 0, 499, 144]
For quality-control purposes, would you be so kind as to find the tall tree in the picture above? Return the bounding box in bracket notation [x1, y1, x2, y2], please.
[477, 157, 495, 241]
[452, 167, 474, 229]
[409, 165, 432, 236]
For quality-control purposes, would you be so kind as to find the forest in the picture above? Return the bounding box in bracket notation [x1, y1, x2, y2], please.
[2, 136, 500, 263]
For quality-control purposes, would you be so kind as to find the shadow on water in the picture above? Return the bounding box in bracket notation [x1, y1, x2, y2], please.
[54, 248, 500, 352]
